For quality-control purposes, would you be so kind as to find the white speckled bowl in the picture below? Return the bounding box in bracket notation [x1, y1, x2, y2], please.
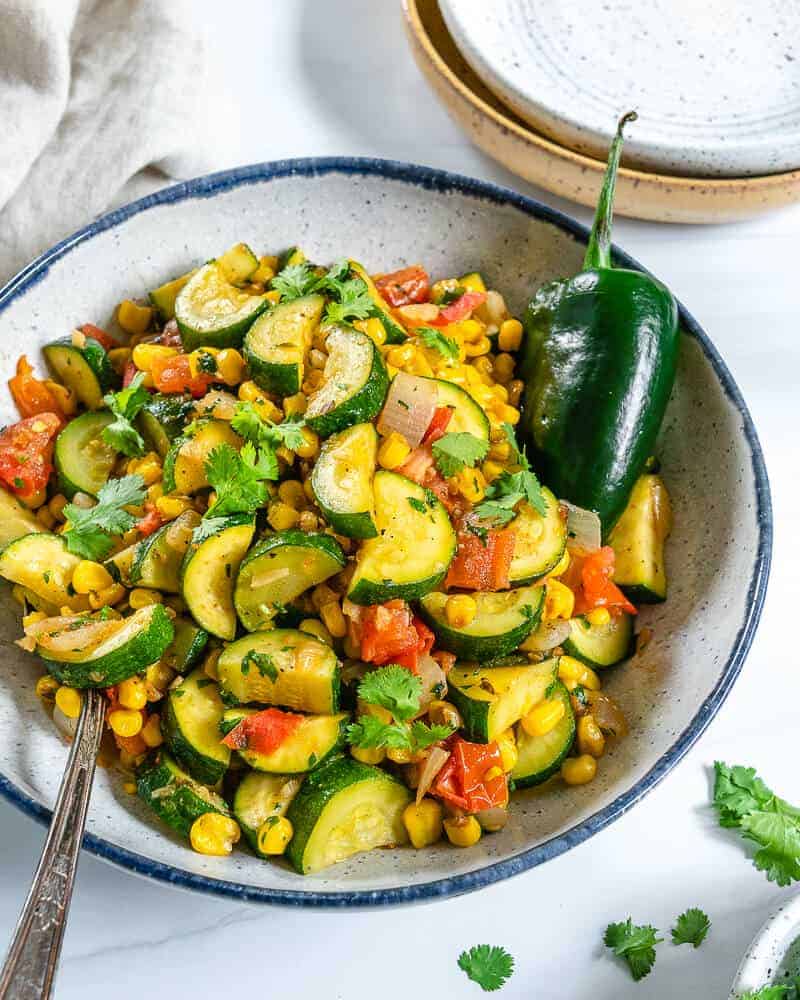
[731, 894, 800, 997]
[0, 160, 771, 906]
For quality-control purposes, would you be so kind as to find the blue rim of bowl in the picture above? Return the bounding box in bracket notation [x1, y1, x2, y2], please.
[0, 157, 772, 908]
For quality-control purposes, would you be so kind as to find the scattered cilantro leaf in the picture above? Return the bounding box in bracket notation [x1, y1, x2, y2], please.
[357, 665, 422, 723]
[324, 277, 373, 326]
[457, 945, 514, 992]
[204, 442, 276, 518]
[603, 919, 662, 982]
[473, 465, 548, 523]
[101, 372, 149, 457]
[431, 431, 489, 478]
[408, 496, 427, 514]
[231, 401, 306, 453]
[740, 986, 796, 999]
[418, 326, 459, 362]
[465, 520, 489, 545]
[671, 908, 710, 948]
[346, 716, 413, 751]
[242, 649, 278, 681]
[62, 474, 146, 560]
[271, 262, 319, 300]
[713, 762, 800, 886]
[409, 720, 454, 750]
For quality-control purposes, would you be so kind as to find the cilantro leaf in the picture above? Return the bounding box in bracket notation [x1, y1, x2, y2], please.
[101, 372, 149, 457]
[409, 720, 455, 750]
[204, 442, 276, 518]
[431, 432, 489, 479]
[241, 649, 278, 681]
[62, 474, 146, 560]
[671, 908, 710, 948]
[271, 262, 319, 300]
[357, 665, 422, 723]
[604, 919, 662, 982]
[473, 466, 548, 523]
[324, 277, 373, 326]
[345, 716, 413, 751]
[418, 326, 459, 362]
[740, 987, 796, 999]
[231, 402, 306, 453]
[713, 762, 800, 886]
[457, 945, 514, 992]
[408, 496, 427, 514]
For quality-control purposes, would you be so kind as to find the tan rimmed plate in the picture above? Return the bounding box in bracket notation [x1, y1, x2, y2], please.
[402, 0, 800, 223]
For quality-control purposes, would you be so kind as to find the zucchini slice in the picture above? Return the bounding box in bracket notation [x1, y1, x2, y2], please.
[234, 530, 345, 631]
[217, 629, 340, 715]
[136, 393, 194, 458]
[563, 613, 634, 669]
[42, 335, 116, 409]
[419, 584, 544, 661]
[162, 669, 230, 784]
[0, 533, 86, 610]
[104, 542, 138, 586]
[310, 422, 378, 539]
[137, 751, 229, 838]
[427, 377, 490, 443]
[162, 419, 242, 494]
[162, 617, 209, 674]
[512, 681, 575, 787]
[286, 756, 411, 874]
[218, 243, 259, 285]
[305, 327, 389, 437]
[181, 514, 255, 640]
[508, 490, 568, 585]
[347, 471, 456, 605]
[447, 657, 558, 743]
[220, 707, 348, 774]
[54, 411, 117, 499]
[0, 488, 43, 549]
[34, 604, 174, 688]
[233, 772, 303, 856]
[129, 510, 201, 593]
[174, 260, 270, 352]
[148, 270, 196, 321]
[243, 294, 325, 396]
[348, 260, 407, 345]
[608, 472, 672, 603]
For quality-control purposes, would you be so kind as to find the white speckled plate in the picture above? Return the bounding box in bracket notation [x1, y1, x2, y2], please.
[439, 0, 800, 177]
[730, 894, 800, 996]
[0, 160, 771, 906]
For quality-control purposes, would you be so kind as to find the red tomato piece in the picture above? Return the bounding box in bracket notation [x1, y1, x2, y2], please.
[8, 356, 65, 421]
[360, 600, 419, 666]
[391, 617, 435, 672]
[568, 545, 637, 616]
[429, 291, 487, 327]
[121, 360, 138, 388]
[0, 413, 61, 502]
[221, 708, 304, 755]
[80, 323, 118, 351]
[432, 736, 508, 813]
[136, 503, 164, 537]
[421, 405, 454, 445]
[151, 353, 214, 398]
[396, 446, 435, 484]
[375, 265, 431, 307]
[445, 524, 515, 591]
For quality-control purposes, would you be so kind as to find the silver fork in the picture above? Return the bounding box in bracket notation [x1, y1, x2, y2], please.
[0, 689, 106, 999]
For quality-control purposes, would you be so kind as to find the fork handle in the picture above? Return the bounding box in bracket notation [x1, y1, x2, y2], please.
[0, 689, 106, 1000]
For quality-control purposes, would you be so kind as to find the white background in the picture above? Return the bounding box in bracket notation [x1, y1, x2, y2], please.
[1, 1, 799, 997]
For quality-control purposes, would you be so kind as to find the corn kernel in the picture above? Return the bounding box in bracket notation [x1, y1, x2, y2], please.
[35, 674, 60, 700]
[212, 348, 245, 386]
[89, 583, 126, 610]
[460, 273, 486, 293]
[351, 745, 386, 765]
[147, 483, 164, 504]
[155, 495, 193, 519]
[265, 289, 281, 304]
[107, 347, 132, 375]
[293, 427, 319, 460]
[72, 560, 114, 595]
[443, 815, 482, 848]
[22, 610, 47, 630]
[54, 686, 83, 719]
[558, 656, 601, 691]
[377, 431, 411, 470]
[428, 700, 463, 730]
[386, 343, 417, 369]
[521, 698, 566, 737]
[256, 816, 293, 856]
[311, 583, 337, 610]
[129, 588, 162, 610]
[458, 318, 485, 342]
[496, 728, 518, 772]
[403, 799, 443, 849]
[577, 714, 606, 758]
[117, 299, 153, 335]
[493, 353, 515, 384]
[283, 393, 307, 417]
[146, 661, 175, 693]
[267, 501, 300, 531]
[190, 813, 241, 856]
[48, 494, 68, 521]
[498, 404, 520, 425]
[463, 335, 491, 357]
[131, 343, 177, 372]
[141, 713, 164, 748]
[238, 380, 266, 404]
[319, 601, 347, 639]
[586, 607, 612, 627]
[386, 746, 416, 764]
[364, 317, 387, 346]
[108, 708, 143, 738]
[298, 509, 319, 532]
[45, 379, 77, 415]
[543, 579, 575, 621]
[117, 675, 148, 710]
[452, 466, 486, 503]
[498, 318, 523, 352]
[126, 452, 162, 486]
[481, 460, 504, 483]
[278, 480, 306, 508]
[445, 594, 477, 629]
[561, 754, 598, 786]
[547, 550, 571, 579]
[123, 781, 138, 795]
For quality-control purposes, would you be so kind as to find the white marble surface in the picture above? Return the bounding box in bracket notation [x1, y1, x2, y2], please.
[1, 1, 799, 996]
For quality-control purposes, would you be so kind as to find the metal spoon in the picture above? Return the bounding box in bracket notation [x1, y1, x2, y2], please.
[0, 689, 106, 999]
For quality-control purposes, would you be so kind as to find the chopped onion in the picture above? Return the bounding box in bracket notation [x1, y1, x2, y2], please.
[416, 747, 450, 804]
[476, 807, 508, 832]
[521, 620, 570, 653]
[586, 690, 628, 738]
[415, 654, 447, 712]
[561, 501, 602, 553]
[377, 372, 438, 447]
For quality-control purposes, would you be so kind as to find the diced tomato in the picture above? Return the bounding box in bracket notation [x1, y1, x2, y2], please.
[423, 466, 461, 515]
[8, 356, 65, 421]
[566, 545, 637, 616]
[0, 413, 61, 502]
[80, 323, 117, 351]
[155, 319, 183, 347]
[221, 707, 304, 755]
[446, 523, 515, 591]
[136, 502, 164, 537]
[114, 728, 147, 758]
[375, 265, 431, 307]
[360, 601, 432, 671]
[429, 291, 487, 327]
[421, 405, 453, 446]
[392, 617, 434, 671]
[431, 736, 508, 813]
[397, 446, 435, 484]
[151, 353, 214, 398]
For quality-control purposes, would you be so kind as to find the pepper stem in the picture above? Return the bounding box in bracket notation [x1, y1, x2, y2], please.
[583, 111, 637, 271]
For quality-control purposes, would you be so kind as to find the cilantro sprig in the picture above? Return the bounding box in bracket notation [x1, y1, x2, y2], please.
[713, 762, 800, 886]
[473, 423, 547, 524]
[231, 401, 306, 452]
[418, 326, 459, 362]
[603, 919, 662, 982]
[62, 475, 146, 560]
[431, 431, 489, 479]
[671, 908, 710, 948]
[101, 372, 149, 457]
[741, 984, 800, 1000]
[457, 945, 514, 992]
[270, 262, 320, 301]
[204, 442, 276, 518]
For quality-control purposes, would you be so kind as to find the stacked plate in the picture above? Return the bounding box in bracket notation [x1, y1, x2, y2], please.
[402, 0, 800, 223]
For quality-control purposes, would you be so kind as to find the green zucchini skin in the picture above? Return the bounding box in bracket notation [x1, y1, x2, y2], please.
[175, 262, 270, 352]
[243, 294, 325, 397]
[137, 751, 229, 838]
[348, 261, 407, 344]
[310, 423, 378, 540]
[41, 604, 175, 688]
[162, 670, 230, 785]
[129, 510, 200, 593]
[0, 533, 83, 610]
[0, 489, 42, 550]
[136, 393, 194, 457]
[607, 472, 671, 603]
[54, 410, 116, 499]
[162, 617, 209, 674]
[511, 681, 575, 788]
[233, 772, 303, 856]
[507, 490, 568, 586]
[42, 336, 117, 408]
[562, 613, 635, 669]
